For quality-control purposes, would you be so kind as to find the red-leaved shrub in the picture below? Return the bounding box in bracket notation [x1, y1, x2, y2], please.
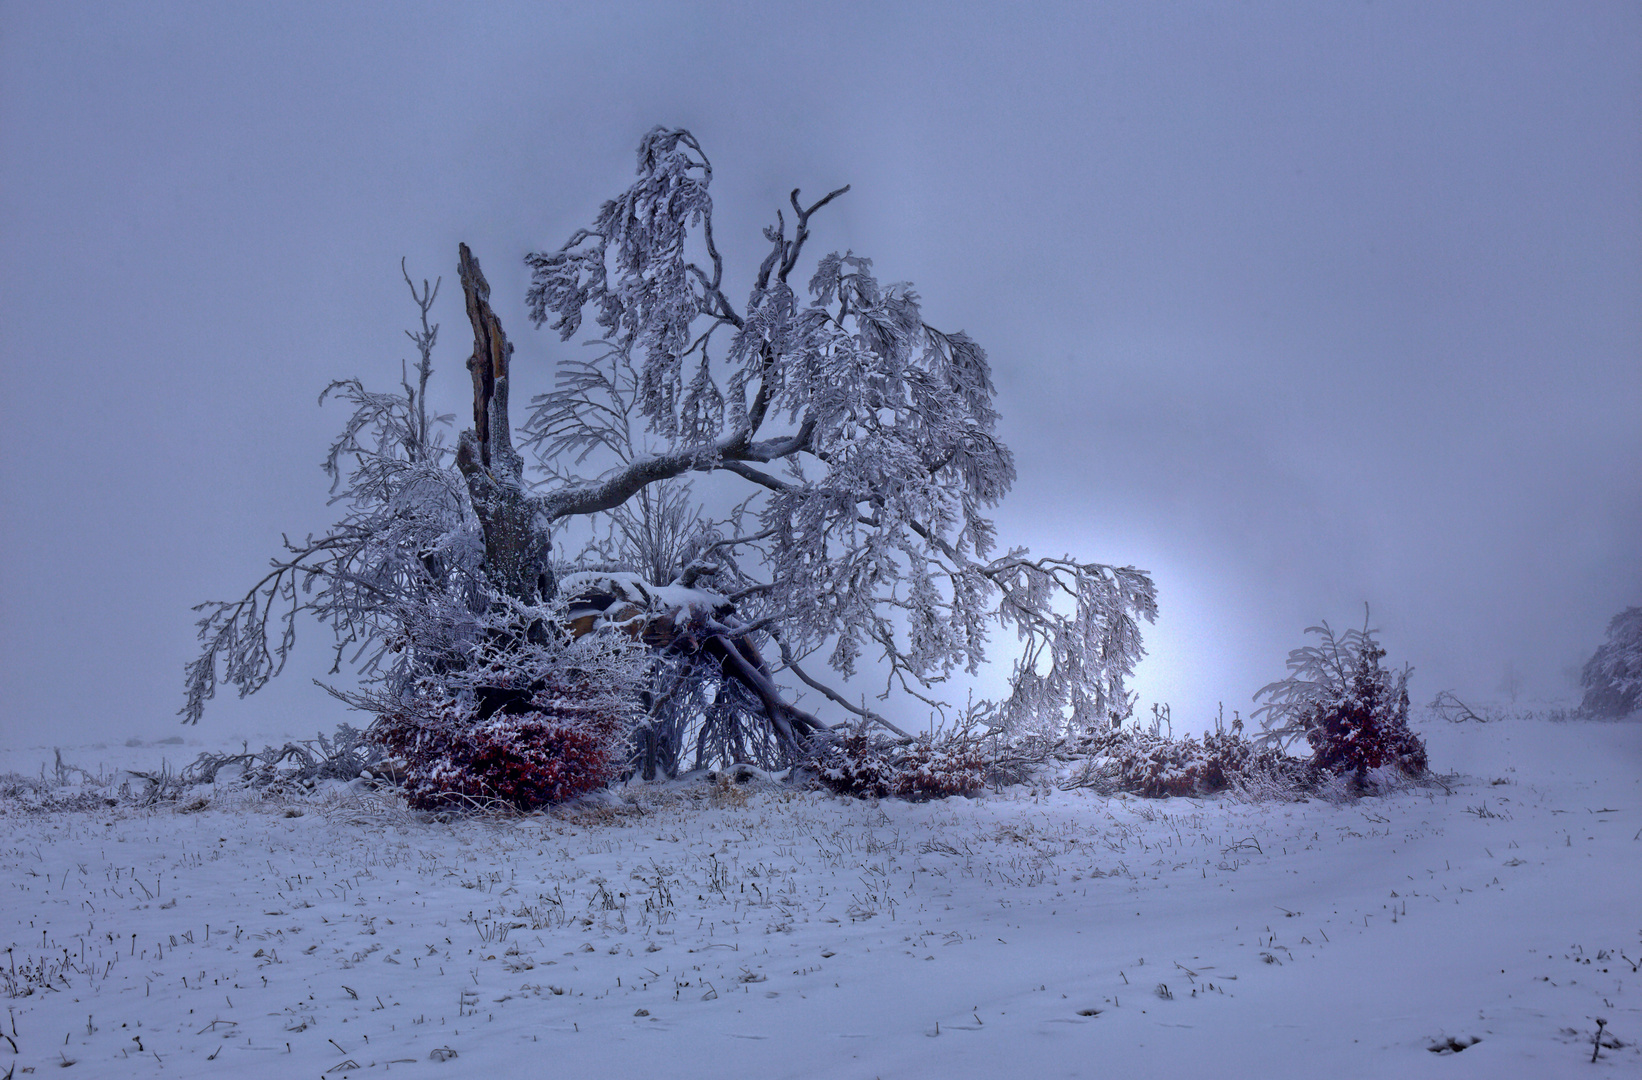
[1299, 640, 1427, 784]
[368, 603, 647, 813]
[374, 686, 633, 812]
[1253, 611, 1429, 789]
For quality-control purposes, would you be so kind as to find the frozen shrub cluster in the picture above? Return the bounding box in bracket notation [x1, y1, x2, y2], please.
[183, 724, 389, 794]
[1062, 714, 1313, 798]
[1107, 726, 1247, 797]
[0, 772, 119, 816]
[812, 731, 988, 801]
[376, 702, 627, 812]
[1132, 724, 1312, 797]
[370, 621, 646, 812]
[1580, 606, 1642, 718]
[1254, 612, 1428, 787]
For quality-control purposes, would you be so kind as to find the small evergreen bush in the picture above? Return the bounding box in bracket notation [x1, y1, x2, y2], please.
[1299, 639, 1426, 782]
[1254, 611, 1427, 787]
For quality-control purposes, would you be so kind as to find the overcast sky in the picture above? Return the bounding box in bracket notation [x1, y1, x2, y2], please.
[2, 2, 1638, 745]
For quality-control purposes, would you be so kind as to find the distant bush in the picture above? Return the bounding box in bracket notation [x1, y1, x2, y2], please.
[1580, 606, 1642, 719]
[1254, 611, 1427, 787]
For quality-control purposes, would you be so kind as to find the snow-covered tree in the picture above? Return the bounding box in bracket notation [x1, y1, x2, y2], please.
[521, 130, 1154, 749]
[1580, 606, 1642, 718]
[1252, 609, 1427, 785]
[184, 128, 1157, 790]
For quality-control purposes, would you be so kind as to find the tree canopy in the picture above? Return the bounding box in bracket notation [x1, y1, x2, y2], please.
[185, 127, 1157, 789]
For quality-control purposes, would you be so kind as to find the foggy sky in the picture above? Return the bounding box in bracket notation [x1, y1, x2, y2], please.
[2, 2, 1638, 745]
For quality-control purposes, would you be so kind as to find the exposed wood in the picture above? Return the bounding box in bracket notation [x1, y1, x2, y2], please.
[454, 243, 554, 604]
[453, 243, 825, 772]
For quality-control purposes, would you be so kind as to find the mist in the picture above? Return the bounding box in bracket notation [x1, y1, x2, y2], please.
[2, 2, 1637, 746]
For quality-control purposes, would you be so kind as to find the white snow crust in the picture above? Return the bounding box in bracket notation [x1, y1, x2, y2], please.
[558, 570, 730, 623]
[1, 716, 1637, 1077]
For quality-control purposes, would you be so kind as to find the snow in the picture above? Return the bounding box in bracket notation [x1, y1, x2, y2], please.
[557, 570, 730, 624]
[2, 715, 1637, 1077]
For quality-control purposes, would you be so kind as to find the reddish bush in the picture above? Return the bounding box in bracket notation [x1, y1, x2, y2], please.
[1300, 640, 1426, 784]
[814, 732, 988, 801]
[1113, 730, 1238, 797]
[1077, 722, 1312, 798]
[1252, 611, 1429, 790]
[1060, 710, 1318, 799]
[375, 690, 631, 812]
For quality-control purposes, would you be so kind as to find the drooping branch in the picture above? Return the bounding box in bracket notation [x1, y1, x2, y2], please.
[181, 531, 369, 724]
[772, 633, 914, 739]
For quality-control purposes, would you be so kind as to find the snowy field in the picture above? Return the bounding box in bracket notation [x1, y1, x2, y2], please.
[1, 716, 1637, 1078]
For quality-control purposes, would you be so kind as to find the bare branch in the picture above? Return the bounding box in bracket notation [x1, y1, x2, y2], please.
[772, 633, 912, 739]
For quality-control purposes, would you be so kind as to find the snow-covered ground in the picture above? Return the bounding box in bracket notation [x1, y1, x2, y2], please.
[2, 715, 1637, 1078]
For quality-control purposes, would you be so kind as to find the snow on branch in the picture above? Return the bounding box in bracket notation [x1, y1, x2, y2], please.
[519, 126, 1156, 742]
[182, 271, 487, 724]
[190, 126, 1159, 789]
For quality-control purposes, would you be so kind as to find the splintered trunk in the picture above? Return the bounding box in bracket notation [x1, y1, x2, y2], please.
[454, 243, 555, 606]
[451, 243, 824, 775]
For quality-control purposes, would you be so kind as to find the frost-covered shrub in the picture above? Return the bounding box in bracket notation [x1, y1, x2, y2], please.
[1126, 728, 1239, 797]
[1580, 606, 1642, 718]
[0, 772, 120, 816]
[1255, 614, 1427, 786]
[376, 700, 626, 812]
[1063, 717, 1314, 798]
[1118, 725, 1312, 797]
[371, 614, 647, 812]
[1298, 640, 1426, 783]
[813, 732, 988, 801]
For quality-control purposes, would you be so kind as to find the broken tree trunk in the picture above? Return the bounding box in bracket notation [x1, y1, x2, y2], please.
[450, 243, 828, 775]
[454, 243, 555, 606]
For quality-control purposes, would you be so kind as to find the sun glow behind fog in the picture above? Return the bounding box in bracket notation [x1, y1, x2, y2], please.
[0, 3, 1637, 744]
[1081, 550, 1277, 737]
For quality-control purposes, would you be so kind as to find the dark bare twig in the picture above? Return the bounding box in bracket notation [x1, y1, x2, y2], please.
[1428, 690, 1491, 723]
